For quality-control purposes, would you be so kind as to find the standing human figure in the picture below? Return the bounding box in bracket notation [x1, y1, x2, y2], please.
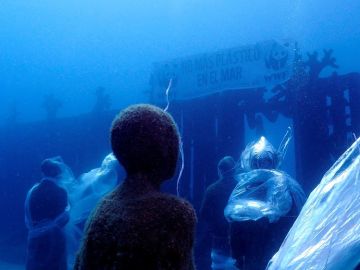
[199, 156, 239, 270]
[75, 104, 197, 270]
[225, 136, 305, 270]
[25, 157, 70, 270]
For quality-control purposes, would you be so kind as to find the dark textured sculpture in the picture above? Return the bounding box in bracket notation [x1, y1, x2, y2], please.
[198, 156, 238, 269]
[74, 104, 197, 270]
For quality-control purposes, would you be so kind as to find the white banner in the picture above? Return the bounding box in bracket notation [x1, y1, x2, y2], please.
[150, 40, 296, 103]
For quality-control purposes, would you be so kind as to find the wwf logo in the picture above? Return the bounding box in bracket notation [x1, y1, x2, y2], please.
[265, 42, 289, 71]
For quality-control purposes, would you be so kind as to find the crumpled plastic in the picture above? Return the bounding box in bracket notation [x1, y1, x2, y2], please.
[240, 137, 279, 171]
[267, 137, 360, 270]
[224, 169, 305, 223]
[241, 127, 292, 171]
[68, 153, 122, 223]
[66, 153, 124, 268]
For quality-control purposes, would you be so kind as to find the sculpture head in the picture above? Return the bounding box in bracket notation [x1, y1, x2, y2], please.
[241, 136, 279, 171]
[217, 156, 236, 179]
[110, 104, 180, 184]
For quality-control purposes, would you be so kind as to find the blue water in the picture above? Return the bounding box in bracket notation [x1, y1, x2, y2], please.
[0, 1, 360, 269]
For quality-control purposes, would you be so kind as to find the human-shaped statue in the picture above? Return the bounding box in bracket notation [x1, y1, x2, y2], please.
[42, 94, 63, 121]
[224, 128, 305, 270]
[199, 156, 239, 270]
[92, 87, 111, 114]
[25, 156, 72, 270]
[74, 104, 197, 269]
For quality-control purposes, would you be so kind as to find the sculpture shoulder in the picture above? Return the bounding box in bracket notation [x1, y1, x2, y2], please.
[155, 193, 197, 226]
[30, 179, 68, 202]
[85, 192, 196, 233]
[202, 180, 224, 203]
[76, 192, 197, 270]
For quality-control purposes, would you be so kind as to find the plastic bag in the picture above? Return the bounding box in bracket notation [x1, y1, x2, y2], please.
[224, 169, 305, 223]
[267, 138, 360, 270]
[66, 153, 124, 268]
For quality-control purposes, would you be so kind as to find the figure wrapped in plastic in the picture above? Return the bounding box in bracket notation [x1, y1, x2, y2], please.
[25, 156, 73, 270]
[267, 137, 360, 270]
[224, 128, 305, 269]
[66, 153, 123, 268]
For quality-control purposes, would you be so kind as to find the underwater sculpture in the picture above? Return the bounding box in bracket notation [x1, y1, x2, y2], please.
[75, 104, 197, 270]
[42, 94, 63, 121]
[199, 156, 239, 270]
[267, 137, 360, 270]
[24, 156, 72, 270]
[224, 129, 305, 269]
[92, 86, 111, 113]
[66, 153, 123, 268]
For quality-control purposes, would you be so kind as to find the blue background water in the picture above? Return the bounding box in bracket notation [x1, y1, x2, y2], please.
[0, 1, 360, 269]
[1, 0, 359, 122]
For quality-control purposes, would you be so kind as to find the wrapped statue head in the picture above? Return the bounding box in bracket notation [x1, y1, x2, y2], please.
[240, 127, 293, 171]
[40, 156, 74, 187]
[41, 156, 64, 178]
[241, 136, 279, 171]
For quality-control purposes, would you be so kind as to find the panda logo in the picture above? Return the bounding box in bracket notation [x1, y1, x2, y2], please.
[265, 43, 289, 71]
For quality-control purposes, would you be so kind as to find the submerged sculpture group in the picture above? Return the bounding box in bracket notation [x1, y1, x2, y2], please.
[24, 104, 360, 270]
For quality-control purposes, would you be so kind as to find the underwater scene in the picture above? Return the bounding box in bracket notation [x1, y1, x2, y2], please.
[1, 1, 360, 269]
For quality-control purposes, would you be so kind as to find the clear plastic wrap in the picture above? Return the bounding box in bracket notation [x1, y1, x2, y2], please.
[224, 169, 305, 223]
[25, 183, 70, 238]
[225, 131, 305, 224]
[267, 138, 360, 270]
[66, 153, 124, 268]
[240, 137, 279, 171]
[240, 128, 293, 172]
[68, 153, 122, 225]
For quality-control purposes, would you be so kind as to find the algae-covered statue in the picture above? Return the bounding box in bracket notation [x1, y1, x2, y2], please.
[225, 128, 305, 270]
[74, 104, 197, 270]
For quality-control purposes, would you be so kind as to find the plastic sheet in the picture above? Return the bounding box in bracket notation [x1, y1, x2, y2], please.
[25, 183, 70, 238]
[240, 128, 293, 172]
[224, 169, 305, 223]
[240, 137, 278, 171]
[66, 153, 124, 268]
[267, 138, 360, 270]
[67, 153, 122, 225]
[44, 156, 75, 190]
